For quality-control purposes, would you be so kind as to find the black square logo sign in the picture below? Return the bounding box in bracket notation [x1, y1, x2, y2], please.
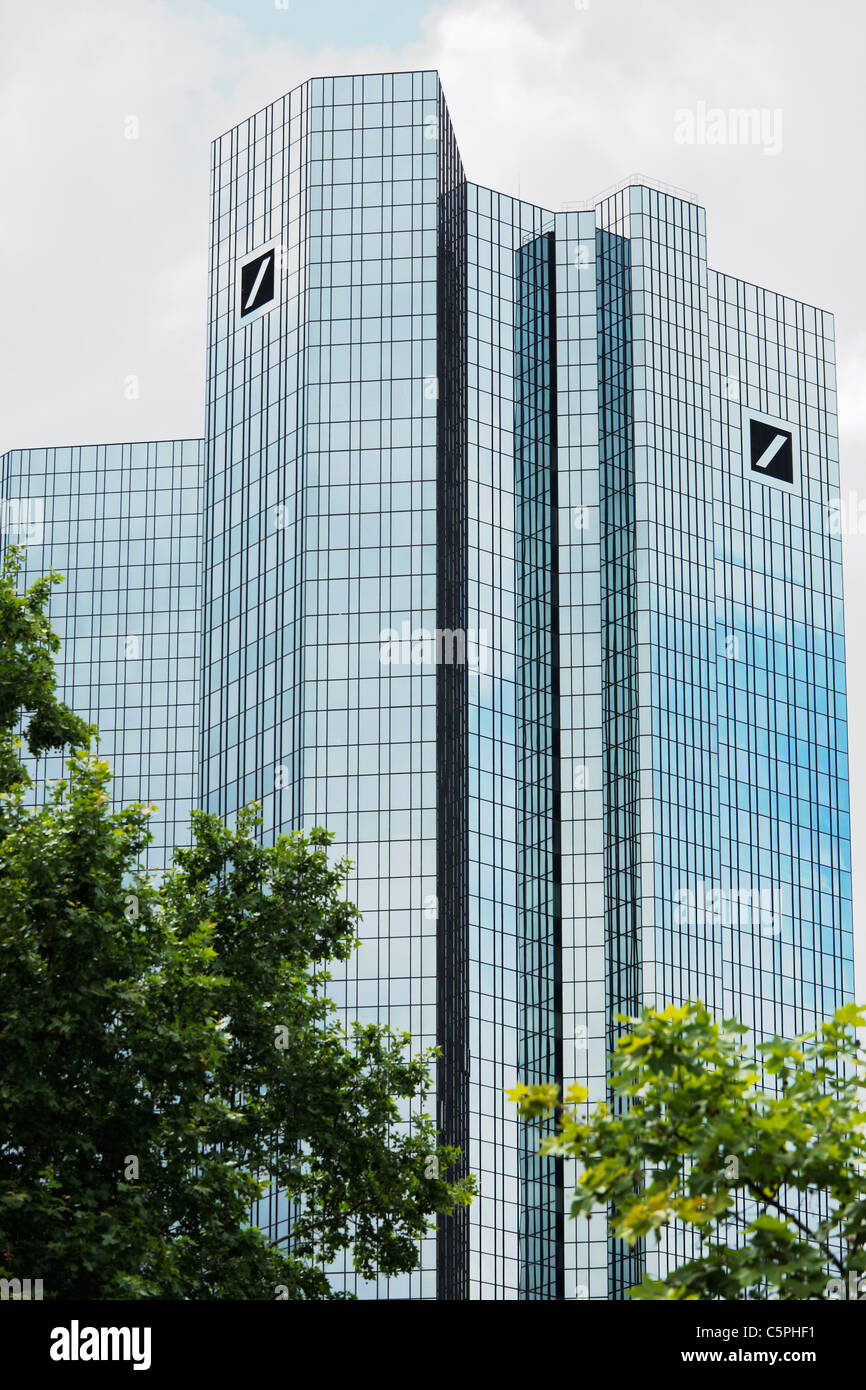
[239, 248, 276, 317]
[749, 418, 793, 484]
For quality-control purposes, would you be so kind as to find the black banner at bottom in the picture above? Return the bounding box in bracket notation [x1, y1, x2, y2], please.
[0, 1295, 861, 1377]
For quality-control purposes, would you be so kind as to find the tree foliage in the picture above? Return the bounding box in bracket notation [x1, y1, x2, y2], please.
[0, 546, 93, 792]
[510, 1001, 866, 1300]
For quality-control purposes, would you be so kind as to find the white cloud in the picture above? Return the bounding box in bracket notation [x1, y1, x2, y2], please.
[838, 340, 866, 453]
[3, 0, 863, 447]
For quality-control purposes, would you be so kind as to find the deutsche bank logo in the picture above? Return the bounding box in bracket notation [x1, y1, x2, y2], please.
[742, 408, 798, 492]
[236, 240, 281, 325]
[749, 418, 793, 484]
[241, 250, 275, 315]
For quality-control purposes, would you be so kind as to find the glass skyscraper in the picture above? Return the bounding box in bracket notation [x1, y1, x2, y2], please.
[0, 441, 202, 870]
[0, 69, 852, 1300]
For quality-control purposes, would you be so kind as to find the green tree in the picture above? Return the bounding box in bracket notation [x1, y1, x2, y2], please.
[0, 554, 472, 1298]
[0, 546, 93, 791]
[510, 1001, 866, 1300]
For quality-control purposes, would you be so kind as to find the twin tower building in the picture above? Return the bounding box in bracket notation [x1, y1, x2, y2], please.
[1, 71, 852, 1299]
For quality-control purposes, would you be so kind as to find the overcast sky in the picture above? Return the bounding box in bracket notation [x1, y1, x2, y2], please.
[2, 0, 864, 982]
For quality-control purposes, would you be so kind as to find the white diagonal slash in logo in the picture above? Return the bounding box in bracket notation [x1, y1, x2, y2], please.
[752, 432, 787, 471]
[244, 252, 273, 312]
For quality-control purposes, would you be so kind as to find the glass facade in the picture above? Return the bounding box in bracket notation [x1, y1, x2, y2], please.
[0, 441, 202, 869]
[2, 70, 852, 1300]
[515, 227, 563, 1298]
[590, 187, 852, 1293]
[203, 71, 446, 1298]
